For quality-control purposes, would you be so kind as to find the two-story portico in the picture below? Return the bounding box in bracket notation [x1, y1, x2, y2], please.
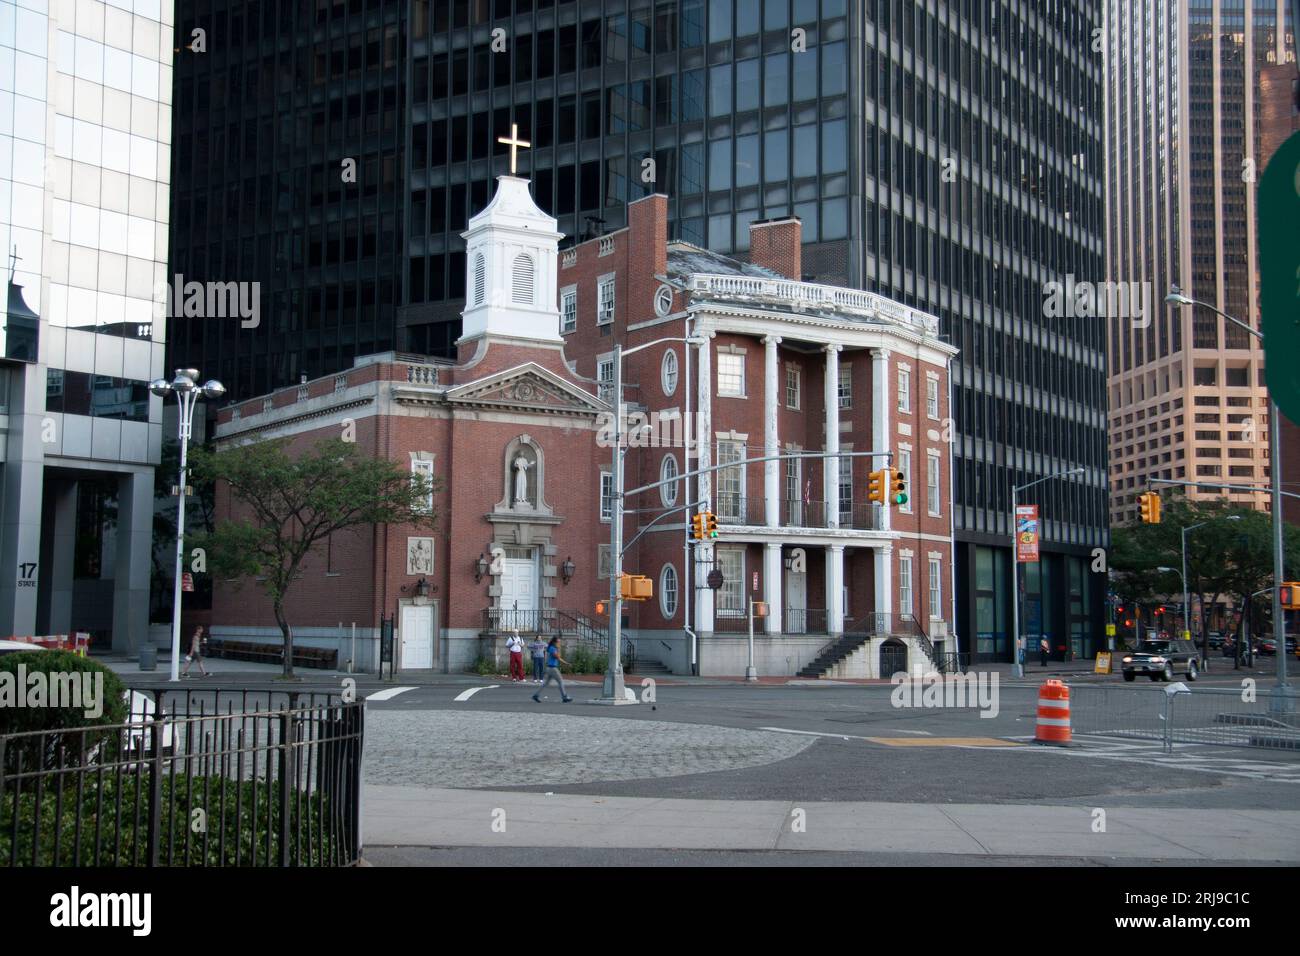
[608, 212, 959, 678]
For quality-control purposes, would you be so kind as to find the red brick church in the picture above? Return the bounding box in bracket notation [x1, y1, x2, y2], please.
[210, 171, 959, 677]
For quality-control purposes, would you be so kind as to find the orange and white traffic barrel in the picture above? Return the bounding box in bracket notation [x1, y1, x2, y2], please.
[1034, 679, 1071, 745]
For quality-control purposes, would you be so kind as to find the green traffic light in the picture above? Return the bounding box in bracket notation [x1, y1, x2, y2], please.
[894, 493, 908, 505]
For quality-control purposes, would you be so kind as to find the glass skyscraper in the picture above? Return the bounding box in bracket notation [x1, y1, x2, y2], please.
[0, 0, 172, 648]
[169, 0, 1108, 660]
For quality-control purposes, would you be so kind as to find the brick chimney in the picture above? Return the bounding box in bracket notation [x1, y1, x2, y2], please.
[628, 193, 669, 313]
[748, 217, 802, 280]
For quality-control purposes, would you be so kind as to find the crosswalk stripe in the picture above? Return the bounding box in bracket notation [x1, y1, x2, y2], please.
[365, 686, 416, 702]
[454, 685, 499, 702]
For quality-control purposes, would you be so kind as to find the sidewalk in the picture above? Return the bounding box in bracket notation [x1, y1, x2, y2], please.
[364, 784, 1300, 862]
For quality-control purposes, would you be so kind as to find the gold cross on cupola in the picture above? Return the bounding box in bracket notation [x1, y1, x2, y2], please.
[497, 123, 531, 175]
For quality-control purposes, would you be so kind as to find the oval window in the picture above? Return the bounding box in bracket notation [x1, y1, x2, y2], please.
[660, 454, 679, 507]
[660, 564, 679, 619]
[661, 349, 679, 396]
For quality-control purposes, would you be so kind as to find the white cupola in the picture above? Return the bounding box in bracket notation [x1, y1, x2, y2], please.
[459, 175, 563, 344]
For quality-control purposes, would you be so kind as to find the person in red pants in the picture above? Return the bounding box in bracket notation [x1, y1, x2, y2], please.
[506, 631, 526, 682]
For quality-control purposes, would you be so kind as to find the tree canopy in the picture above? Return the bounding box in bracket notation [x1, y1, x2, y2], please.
[189, 438, 439, 677]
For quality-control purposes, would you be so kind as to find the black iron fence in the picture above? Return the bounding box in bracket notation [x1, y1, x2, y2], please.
[0, 688, 362, 867]
[783, 607, 829, 634]
[483, 608, 556, 634]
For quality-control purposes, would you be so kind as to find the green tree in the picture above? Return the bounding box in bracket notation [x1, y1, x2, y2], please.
[1110, 494, 1300, 657]
[188, 438, 438, 678]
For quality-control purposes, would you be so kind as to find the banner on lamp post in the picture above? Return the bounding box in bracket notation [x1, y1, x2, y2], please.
[1016, 505, 1040, 563]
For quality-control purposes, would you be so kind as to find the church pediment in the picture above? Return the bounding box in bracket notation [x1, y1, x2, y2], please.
[444, 362, 608, 415]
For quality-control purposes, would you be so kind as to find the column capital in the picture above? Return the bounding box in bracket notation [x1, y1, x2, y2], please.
[823, 343, 843, 354]
[828, 542, 845, 554]
[871, 348, 890, 360]
[763, 335, 782, 346]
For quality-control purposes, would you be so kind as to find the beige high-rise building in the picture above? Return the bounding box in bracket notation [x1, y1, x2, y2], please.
[1104, 0, 1294, 524]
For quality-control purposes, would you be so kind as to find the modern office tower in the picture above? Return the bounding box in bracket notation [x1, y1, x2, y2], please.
[169, 0, 1107, 661]
[168, 1, 406, 399]
[0, 0, 173, 649]
[1105, 0, 1294, 525]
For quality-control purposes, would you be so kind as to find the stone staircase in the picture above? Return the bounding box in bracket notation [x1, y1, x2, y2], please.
[795, 633, 873, 678]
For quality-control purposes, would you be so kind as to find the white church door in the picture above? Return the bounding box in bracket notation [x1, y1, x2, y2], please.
[400, 603, 436, 670]
[499, 548, 539, 630]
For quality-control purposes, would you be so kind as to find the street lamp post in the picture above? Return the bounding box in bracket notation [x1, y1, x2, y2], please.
[1167, 289, 1291, 710]
[1176, 516, 1241, 667]
[602, 335, 706, 704]
[1011, 467, 1086, 678]
[151, 369, 225, 682]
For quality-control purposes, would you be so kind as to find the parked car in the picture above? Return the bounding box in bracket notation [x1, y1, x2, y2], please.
[1122, 637, 1200, 682]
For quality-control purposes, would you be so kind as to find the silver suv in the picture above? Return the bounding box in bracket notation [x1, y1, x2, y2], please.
[1121, 638, 1200, 682]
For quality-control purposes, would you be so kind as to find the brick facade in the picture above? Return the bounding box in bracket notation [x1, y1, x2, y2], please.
[210, 174, 958, 676]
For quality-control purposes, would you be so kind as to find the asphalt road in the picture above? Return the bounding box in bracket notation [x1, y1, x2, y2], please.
[130, 672, 1300, 864]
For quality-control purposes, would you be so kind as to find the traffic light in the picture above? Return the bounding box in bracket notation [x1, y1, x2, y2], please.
[595, 601, 607, 616]
[867, 468, 887, 505]
[1282, 583, 1300, 610]
[891, 467, 908, 506]
[1138, 491, 1161, 524]
[704, 511, 718, 538]
[620, 574, 653, 601]
[691, 512, 705, 540]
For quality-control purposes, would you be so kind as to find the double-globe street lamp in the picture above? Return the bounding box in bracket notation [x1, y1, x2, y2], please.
[1011, 466, 1086, 678]
[1165, 288, 1291, 709]
[150, 369, 225, 681]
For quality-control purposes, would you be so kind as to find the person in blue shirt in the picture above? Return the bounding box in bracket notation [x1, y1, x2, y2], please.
[533, 636, 573, 703]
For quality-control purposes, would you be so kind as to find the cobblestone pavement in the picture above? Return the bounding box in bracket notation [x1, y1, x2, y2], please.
[364, 710, 815, 789]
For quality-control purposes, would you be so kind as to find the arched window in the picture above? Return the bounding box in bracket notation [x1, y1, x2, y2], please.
[472, 253, 486, 305]
[660, 454, 679, 507]
[660, 564, 679, 619]
[511, 253, 535, 304]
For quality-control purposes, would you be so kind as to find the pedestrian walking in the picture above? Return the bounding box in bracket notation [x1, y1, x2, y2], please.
[529, 634, 546, 683]
[532, 636, 572, 703]
[506, 631, 526, 682]
[1039, 637, 1049, 668]
[182, 624, 210, 678]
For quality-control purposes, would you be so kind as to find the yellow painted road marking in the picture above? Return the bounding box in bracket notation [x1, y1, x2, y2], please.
[865, 737, 1023, 748]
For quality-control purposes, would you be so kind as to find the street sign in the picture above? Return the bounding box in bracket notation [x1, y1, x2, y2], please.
[1094, 652, 1112, 675]
[752, 571, 758, 592]
[1105, 623, 1116, 637]
[1015, 504, 1040, 563]
[181, 572, 194, 592]
[1259, 129, 1300, 422]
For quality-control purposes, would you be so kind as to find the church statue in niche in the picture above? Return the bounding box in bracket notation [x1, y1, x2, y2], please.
[511, 446, 538, 508]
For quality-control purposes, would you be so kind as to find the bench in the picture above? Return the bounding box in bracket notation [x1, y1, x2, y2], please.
[207, 640, 339, 670]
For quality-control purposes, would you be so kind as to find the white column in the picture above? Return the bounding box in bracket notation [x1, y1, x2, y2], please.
[763, 336, 781, 527]
[826, 544, 845, 635]
[695, 333, 714, 635]
[874, 544, 894, 634]
[764, 542, 782, 635]
[871, 348, 891, 531]
[823, 345, 841, 528]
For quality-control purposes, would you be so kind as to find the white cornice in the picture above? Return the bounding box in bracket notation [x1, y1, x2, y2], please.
[689, 303, 959, 366]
